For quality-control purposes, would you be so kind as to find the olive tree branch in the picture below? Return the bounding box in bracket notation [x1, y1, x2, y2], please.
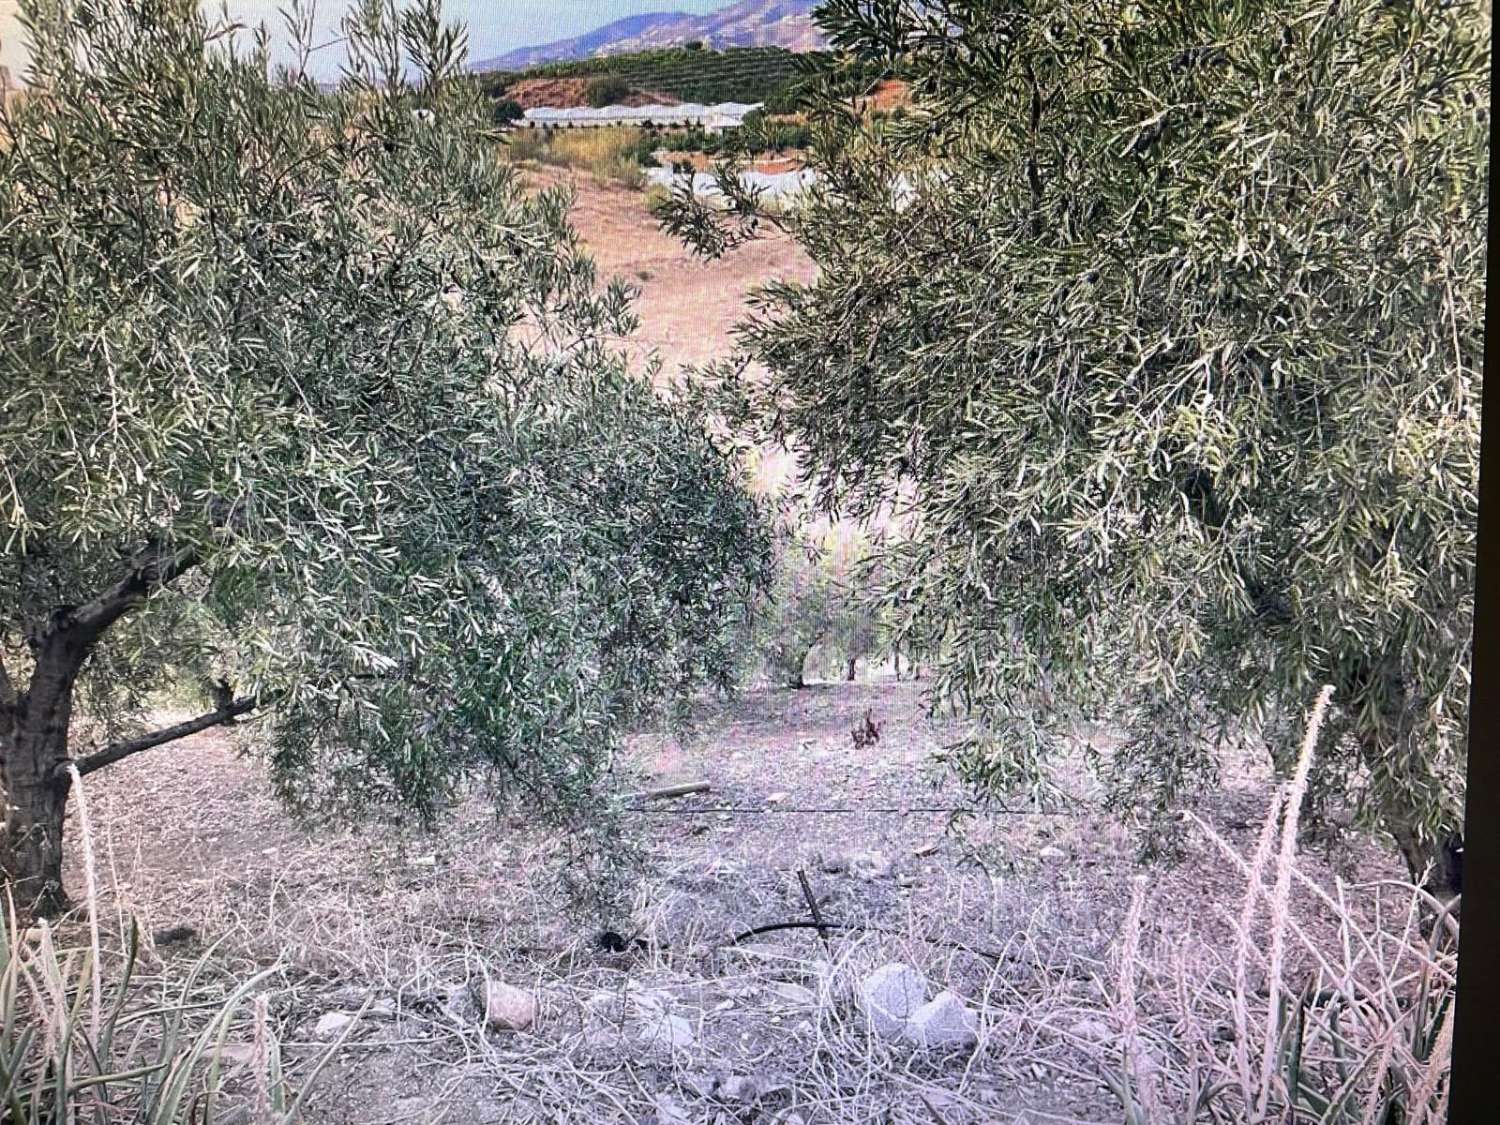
[62, 693, 262, 780]
[37, 541, 201, 650]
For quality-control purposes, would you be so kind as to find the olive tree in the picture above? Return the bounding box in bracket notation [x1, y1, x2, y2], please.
[755, 533, 836, 689]
[0, 0, 769, 915]
[665, 0, 1486, 890]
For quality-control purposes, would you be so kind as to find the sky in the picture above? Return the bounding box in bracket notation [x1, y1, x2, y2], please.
[1, 1, 727, 82]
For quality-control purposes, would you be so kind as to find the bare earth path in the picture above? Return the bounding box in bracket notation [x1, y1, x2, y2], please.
[526, 164, 820, 376]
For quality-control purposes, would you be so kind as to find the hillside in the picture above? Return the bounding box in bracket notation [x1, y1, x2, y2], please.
[480, 45, 823, 109]
[473, 0, 824, 71]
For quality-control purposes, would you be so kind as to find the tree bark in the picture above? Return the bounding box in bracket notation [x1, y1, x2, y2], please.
[2, 542, 206, 917]
[1, 644, 81, 917]
[1343, 654, 1463, 900]
[845, 656, 857, 682]
[1388, 818, 1463, 900]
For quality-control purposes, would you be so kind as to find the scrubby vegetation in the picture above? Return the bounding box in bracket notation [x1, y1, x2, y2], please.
[749, 528, 887, 690]
[655, 113, 814, 157]
[0, 0, 1474, 1121]
[504, 125, 655, 188]
[0, 898, 347, 1122]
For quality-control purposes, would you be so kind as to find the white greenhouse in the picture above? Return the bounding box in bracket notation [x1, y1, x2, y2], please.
[516, 101, 763, 132]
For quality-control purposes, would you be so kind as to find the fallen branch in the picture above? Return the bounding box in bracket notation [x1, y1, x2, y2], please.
[621, 780, 711, 802]
[797, 868, 833, 955]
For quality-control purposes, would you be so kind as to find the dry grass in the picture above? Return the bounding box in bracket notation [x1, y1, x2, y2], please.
[1, 775, 359, 1124]
[503, 126, 648, 190]
[52, 679, 1448, 1124]
[1098, 687, 1455, 1124]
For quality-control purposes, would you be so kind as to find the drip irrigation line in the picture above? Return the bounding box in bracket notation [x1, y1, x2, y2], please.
[621, 803, 1086, 816]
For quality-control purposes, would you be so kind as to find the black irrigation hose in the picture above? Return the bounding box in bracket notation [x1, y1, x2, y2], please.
[726, 919, 1016, 963]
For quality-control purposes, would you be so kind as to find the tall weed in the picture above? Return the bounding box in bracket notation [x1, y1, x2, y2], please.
[1104, 686, 1456, 1124]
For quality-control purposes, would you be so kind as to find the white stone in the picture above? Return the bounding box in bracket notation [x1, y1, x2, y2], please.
[1037, 845, 1068, 862]
[482, 980, 536, 1032]
[850, 851, 894, 881]
[637, 1012, 695, 1050]
[858, 963, 927, 1039]
[902, 991, 978, 1050]
[313, 1012, 356, 1039]
[768, 981, 816, 1007]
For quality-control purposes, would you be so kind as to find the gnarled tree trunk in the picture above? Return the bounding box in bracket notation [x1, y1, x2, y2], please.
[1, 645, 81, 917]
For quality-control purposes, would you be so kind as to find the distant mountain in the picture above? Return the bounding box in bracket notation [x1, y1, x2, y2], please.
[473, 0, 825, 72]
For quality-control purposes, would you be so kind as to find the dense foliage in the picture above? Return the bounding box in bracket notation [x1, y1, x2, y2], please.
[0, 0, 769, 914]
[654, 115, 814, 159]
[665, 0, 1486, 887]
[585, 75, 632, 107]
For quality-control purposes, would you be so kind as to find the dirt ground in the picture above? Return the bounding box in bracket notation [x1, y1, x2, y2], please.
[59, 672, 1404, 1125]
[525, 163, 819, 376]
[47, 168, 1415, 1125]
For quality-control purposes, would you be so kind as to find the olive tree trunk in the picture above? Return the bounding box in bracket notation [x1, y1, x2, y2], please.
[1, 647, 81, 917]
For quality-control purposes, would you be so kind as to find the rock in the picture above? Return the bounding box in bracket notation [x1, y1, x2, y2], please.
[850, 851, 894, 881]
[367, 997, 397, 1019]
[482, 980, 536, 1032]
[313, 1012, 357, 1039]
[858, 963, 927, 1039]
[913, 841, 940, 858]
[903, 991, 978, 1050]
[1037, 845, 1068, 862]
[768, 981, 816, 1007]
[652, 1092, 691, 1125]
[766, 791, 790, 804]
[636, 1012, 695, 1051]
